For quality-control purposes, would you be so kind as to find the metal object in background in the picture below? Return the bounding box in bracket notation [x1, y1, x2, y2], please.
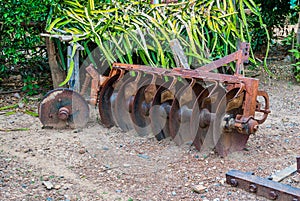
[226, 168, 300, 201]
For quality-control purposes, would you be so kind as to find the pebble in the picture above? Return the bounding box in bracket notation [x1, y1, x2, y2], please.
[116, 189, 122, 193]
[14, 93, 21, 99]
[123, 164, 130, 168]
[171, 191, 176, 196]
[54, 184, 61, 190]
[102, 146, 109, 151]
[213, 198, 220, 201]
[78, 149, 86, 154]
[137, 154, 150, 159]
[43, 181, 54, 190]
[23, 148, 32, 153]
[192, 184, 207, 194]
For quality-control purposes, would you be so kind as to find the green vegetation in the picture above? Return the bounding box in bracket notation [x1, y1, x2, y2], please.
[0, 0, 57, 93]
[46, 0, 269, 85]
[289, 44, 300, 82]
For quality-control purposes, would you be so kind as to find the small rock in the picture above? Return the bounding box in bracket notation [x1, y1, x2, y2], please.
[54, 185, 61, 190]
[73, 129, 82, 133]
[137, 154, 150, 159]
[18, 102, 24, 109]
[43, 176, 49, 181]
[78, 149, 86, 154]
[102, 146, 109, 151]
[21, 184, 27, 188]
[171, 191, 176, 196]
[116, 189, 122, 193]
[43, 181, 54, 190]
[123, 164, 130, 168]
[14, 93, 21, 99]
[46, 197, 53, 201]
[213, 198, 220, 201]
[192, 184, 207, 194]
[23, 148, 32, 153]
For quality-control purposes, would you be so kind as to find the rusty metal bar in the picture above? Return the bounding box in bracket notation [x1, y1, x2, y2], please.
[226, 170, 300, 201]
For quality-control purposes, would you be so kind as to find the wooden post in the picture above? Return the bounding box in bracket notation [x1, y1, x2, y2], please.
[45, 37, 66, 88]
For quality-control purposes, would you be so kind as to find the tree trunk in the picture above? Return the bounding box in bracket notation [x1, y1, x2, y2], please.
[45, 37, 66, 88]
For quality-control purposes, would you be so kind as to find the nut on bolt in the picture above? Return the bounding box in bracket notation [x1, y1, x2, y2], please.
[269, 191, 278, 200]
[249, 184, 257, 193]
[230, 178, 238, 187]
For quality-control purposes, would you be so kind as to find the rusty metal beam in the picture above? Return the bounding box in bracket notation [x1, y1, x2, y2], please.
[226, 170, 300, 201]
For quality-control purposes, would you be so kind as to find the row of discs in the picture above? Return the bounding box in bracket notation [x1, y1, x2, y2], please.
[98, 69, 248, 156]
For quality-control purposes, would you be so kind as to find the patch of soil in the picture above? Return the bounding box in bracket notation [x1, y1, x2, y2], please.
[0, 64, 299, 201]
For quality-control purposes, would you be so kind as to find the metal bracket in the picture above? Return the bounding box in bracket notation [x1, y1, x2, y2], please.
[226, 168, 300, 201]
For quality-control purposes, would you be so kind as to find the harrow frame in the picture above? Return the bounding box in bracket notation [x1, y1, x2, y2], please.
[38, 42, 270, 156]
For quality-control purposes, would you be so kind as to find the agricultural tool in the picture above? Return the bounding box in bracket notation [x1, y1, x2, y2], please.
[38, 42, 270, 156]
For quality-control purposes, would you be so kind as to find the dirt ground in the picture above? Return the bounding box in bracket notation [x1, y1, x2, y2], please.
[0, 65, 300, 201]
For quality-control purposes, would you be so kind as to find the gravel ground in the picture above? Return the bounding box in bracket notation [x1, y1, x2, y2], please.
[0, 76, 299, 201]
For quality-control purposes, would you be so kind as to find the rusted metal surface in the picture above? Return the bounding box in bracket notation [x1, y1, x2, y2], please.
[96, 42, 270, 156]
[38, 88, 89, 129]
[226, 170, 300, 201]
[39, 42, 270, 156]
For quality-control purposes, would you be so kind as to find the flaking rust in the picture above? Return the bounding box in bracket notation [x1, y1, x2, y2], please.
[39, 42, 270, 157]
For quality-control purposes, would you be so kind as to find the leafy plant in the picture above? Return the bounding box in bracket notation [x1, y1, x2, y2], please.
[289, 44, 300, 82]
[250, 0, 299, 51]
[22, 75, 40, 95]
[0, 0, 58, 91]
[46, 0, 270, 85]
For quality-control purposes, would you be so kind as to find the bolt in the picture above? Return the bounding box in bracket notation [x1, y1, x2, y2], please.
[230, 179, 238, 187]
[269, 191, 278, 200]
[58, 107, 70, 120]
[249, 184, 257, 193]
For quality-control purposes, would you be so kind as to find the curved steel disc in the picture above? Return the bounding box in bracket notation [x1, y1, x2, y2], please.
[98, 74, 121, 128]
[150, 80, 184, 141]
[39, 88, 89, 129]
[191, 85, 226, 152]
[130, 78, 154, 137]
[113, 75, 136, 131]
[213, 88, 248, 157]
[149, 82, 172, 141]
[169, 82, 204, 146]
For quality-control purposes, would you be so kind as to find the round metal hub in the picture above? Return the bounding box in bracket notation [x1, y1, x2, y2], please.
[38, 88, 89, 129]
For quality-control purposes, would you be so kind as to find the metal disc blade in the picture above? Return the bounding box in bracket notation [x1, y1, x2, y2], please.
[149, 82, 173, 141]
[39, 88, 89, 129]
[169, 82, 204, 146]
[113, 76, 136, 131]
[131, 78, 154, 137]
[190, 86, 213, 151]
[191, 85, 226, 152]
[213, 88, 248, 157]
[98, 74, 120, 128]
